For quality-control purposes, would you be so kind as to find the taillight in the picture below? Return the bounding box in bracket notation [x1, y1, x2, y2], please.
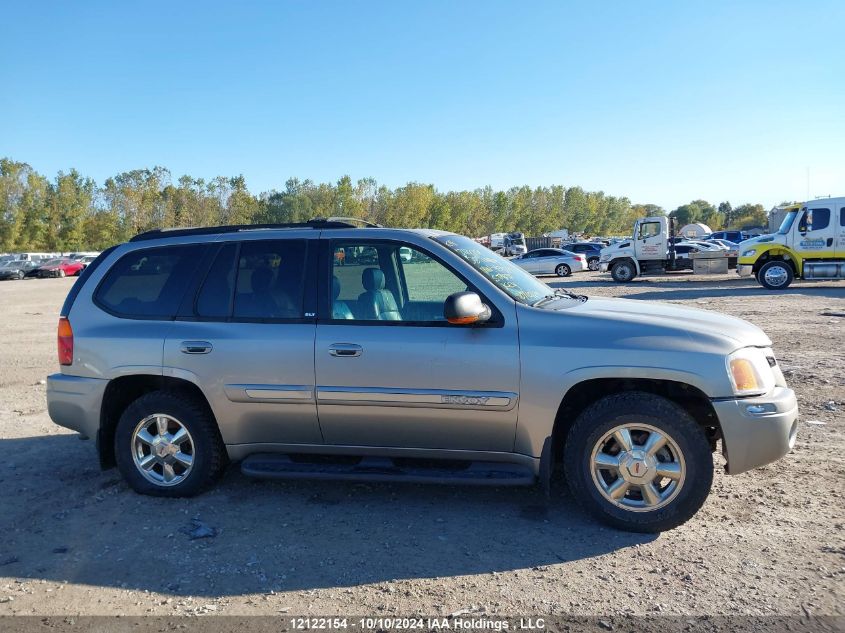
[58, 317, 73, 365]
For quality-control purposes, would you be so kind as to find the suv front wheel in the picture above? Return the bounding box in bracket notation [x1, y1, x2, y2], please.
[115, 390, 226, 497]
[563, 392, 713, 532]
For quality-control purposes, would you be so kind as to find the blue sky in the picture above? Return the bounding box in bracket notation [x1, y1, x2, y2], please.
[1, 1, 842, 210]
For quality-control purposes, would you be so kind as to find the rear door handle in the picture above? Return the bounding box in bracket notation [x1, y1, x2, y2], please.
[329, 343, 362, 357]
[181, 341, 213, 354]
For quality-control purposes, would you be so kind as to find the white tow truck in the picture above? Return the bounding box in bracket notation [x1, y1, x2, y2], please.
[599, 216, 731, 282]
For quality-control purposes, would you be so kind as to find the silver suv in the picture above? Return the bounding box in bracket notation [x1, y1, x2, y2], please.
[47, 220, 798, 532]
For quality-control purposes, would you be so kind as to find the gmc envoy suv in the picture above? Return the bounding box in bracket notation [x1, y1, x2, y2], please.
[47, 219, 798, 532]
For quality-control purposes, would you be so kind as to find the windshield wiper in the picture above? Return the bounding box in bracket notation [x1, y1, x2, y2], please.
[531, 289, 588, 307]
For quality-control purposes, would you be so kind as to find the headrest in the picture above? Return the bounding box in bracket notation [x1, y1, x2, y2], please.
[362, 267, 385, 291]
[332, 275, 341, 300]
[251, 267, 273, 292]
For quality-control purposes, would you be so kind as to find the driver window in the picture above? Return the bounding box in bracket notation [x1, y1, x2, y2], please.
[639, 222, 660, 239]
[805, 208, 830, 232]
[330, 243, 467, 323]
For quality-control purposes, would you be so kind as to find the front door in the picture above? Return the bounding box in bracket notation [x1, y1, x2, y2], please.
[163, 237, 322, 447]
[635, 219, 667, 261]
[837, 203, 845, 258]
[793, 204, 835, 258]
[315, 239, 520, 452]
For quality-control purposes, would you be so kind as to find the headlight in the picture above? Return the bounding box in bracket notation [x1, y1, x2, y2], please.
[600, 254, 611, 262]
[726, 347, 775, 396]
[742, 249, 756, 257]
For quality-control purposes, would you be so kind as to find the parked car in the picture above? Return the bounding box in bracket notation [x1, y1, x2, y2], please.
[34, 258, 85, 278]
[561, 242, 603, 270]
[512, 248, 587, 276]
[0, 260, 39, 280]
[78, 255, 99, 268]
[47, 220, 798, 533]
[708, 230, 746, 243]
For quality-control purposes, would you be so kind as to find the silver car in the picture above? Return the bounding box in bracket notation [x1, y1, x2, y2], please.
[512, 248, 587, 276]
[46, 220, 798, 532]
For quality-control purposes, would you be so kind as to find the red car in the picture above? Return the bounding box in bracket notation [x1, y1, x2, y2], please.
[34, 258, 85, 278]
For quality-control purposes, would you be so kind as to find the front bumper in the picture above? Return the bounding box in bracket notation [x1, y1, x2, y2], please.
[712, 387, 798, 475]
[599, 262, 610, 272]
[737, 264, 754, 278]
[47, 373, 108, 439]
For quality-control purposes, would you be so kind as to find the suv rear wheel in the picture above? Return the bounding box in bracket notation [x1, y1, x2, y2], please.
[115, 390, 226, 497]
[563, 391, 713, 532]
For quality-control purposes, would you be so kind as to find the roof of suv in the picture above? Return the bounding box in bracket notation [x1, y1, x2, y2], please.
[129, 217, 449, 244]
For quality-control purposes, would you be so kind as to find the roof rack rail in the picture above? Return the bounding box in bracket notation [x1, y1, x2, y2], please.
[324, 216, 383, 228]
[129, 217, 378, 242]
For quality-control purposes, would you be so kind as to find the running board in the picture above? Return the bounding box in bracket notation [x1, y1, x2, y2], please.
[240, 453, 535, 486]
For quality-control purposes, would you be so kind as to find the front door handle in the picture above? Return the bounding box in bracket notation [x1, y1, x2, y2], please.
[181, 341, 213, 354]
[329, 343, 362, 357]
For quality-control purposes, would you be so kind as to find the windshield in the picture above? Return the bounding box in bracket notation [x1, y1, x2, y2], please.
[434, 234, 559, 304]
[777, 210, 799, 234]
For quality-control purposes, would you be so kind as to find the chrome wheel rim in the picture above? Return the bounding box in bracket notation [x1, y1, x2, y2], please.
[763, 265, 788, 287]
[590, 423, 686, 512]
[131, 414, 195, 486]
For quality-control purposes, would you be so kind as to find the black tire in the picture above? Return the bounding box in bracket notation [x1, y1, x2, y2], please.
[58, 269, 66, 278]
[587, 257, 600, 271]
[757, 260, 793, 290]
[563, 391, 713, 533]
[610, 260, 636, 282]
[555, 263, 571, 277]
[16, 271, 24, 280]
[114, 390, 226, 497]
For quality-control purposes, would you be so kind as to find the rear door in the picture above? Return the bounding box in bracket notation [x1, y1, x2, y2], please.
[163, 235, 322, 447]
[315, 237, 520, 451]
[836, 203, 845, 258]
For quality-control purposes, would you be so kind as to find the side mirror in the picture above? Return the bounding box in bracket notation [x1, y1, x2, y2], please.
[444, 291, 491, 325]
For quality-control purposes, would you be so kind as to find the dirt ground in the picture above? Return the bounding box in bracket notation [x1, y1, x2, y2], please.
[0, 272, 843, 618]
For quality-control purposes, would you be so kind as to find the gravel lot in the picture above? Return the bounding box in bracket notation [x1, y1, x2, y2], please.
[0, 272, 843, 618]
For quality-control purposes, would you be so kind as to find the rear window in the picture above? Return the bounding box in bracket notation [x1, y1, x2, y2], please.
[95, 244, 205, 318]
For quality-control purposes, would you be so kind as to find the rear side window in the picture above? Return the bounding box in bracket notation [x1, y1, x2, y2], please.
[196, 243, 238, 318]
[232, 240, 306, 320]
[95, 244, 205, 318]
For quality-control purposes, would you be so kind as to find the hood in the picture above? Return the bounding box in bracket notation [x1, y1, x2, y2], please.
[558, 297, 771, 351]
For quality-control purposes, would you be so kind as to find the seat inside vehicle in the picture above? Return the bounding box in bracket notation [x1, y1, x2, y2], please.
[358, 267, 401, 320]
[332, 275, 354, 319]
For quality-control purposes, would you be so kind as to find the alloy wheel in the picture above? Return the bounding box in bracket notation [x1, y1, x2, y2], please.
[131, 414, 195, 486]
[589, 423, 686, 512]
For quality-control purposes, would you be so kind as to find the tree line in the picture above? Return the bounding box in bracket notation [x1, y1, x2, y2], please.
[0, 158, 769, 252]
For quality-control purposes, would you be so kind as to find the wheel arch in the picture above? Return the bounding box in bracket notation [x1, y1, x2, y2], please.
[98, 374, 220, 469]
[751, 250, 799, 275]
[549, 378, 721, 473]
[610, 257, 640, 275]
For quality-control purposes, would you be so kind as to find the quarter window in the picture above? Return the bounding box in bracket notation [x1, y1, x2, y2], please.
[95, 244, 205, 318]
